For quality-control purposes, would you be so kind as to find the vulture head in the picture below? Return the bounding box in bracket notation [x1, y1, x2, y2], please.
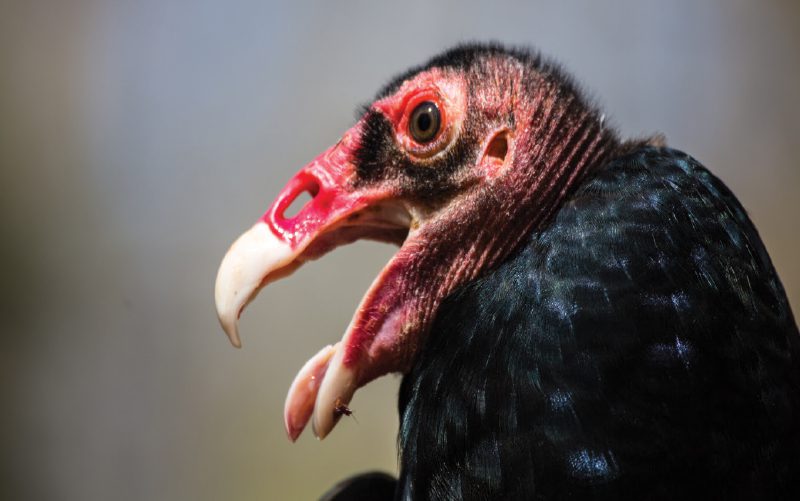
[215, 45, 617, 441]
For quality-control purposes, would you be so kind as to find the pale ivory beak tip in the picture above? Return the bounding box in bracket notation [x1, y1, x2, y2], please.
[310, 410, 335, 440]
[311, 420, 326, 440]
[227, 325, 242, 349]
[309, 347, 357, 441]
[217, 311, 242, 348]
[213, 221, 296, 348]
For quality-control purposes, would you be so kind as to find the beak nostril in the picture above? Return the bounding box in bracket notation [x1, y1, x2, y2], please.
[275, 176, 322, 222]
[282, 190, 314, 220]
[307, 179, 321, 198]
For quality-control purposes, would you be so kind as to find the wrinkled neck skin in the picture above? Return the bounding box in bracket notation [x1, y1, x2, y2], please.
[348, 63, 619, 386]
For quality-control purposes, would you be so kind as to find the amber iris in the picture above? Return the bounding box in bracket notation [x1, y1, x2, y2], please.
[408, 101, 441, 143]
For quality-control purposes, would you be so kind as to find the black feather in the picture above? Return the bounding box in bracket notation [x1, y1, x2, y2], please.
[396, 147, 800, 500]
[318, 472, 396, 501]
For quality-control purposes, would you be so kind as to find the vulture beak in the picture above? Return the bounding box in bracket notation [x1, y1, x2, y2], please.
[214, 221, 297, 349]
[214, 123, 411, 439]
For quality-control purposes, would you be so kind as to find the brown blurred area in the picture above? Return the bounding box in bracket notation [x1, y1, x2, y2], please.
[1, 1, 798, 499]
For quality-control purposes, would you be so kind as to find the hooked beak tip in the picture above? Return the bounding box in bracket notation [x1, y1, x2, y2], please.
[217, 310, 243, 348]
[225, 321, 242, 348]
[214, 221, 297, 349]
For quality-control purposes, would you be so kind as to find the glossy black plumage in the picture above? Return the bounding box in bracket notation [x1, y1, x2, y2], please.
[395, 147, 800, 499]
[319, 472, 397, 501]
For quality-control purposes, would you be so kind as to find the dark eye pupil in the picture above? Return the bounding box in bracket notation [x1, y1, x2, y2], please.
[409, 101, 441, 143]
[417, 112, 431, 131]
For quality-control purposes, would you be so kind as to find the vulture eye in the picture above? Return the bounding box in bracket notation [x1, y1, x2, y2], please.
[408, 101, 441, 143]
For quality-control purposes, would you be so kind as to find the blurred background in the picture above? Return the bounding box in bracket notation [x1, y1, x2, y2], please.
[1, 1, 798, 499]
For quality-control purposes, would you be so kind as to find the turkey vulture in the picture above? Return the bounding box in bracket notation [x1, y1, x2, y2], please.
[214, 44, 800, 499]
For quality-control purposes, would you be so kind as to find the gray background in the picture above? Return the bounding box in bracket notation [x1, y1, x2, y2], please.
[2, 1, 798, 499]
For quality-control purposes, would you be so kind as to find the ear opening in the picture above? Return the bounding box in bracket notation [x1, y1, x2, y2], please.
[480, 129, 511, 177]
[486, 131, 508, 161]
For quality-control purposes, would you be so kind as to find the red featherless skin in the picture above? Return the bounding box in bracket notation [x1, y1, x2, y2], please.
[215, 47, 620, 440]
